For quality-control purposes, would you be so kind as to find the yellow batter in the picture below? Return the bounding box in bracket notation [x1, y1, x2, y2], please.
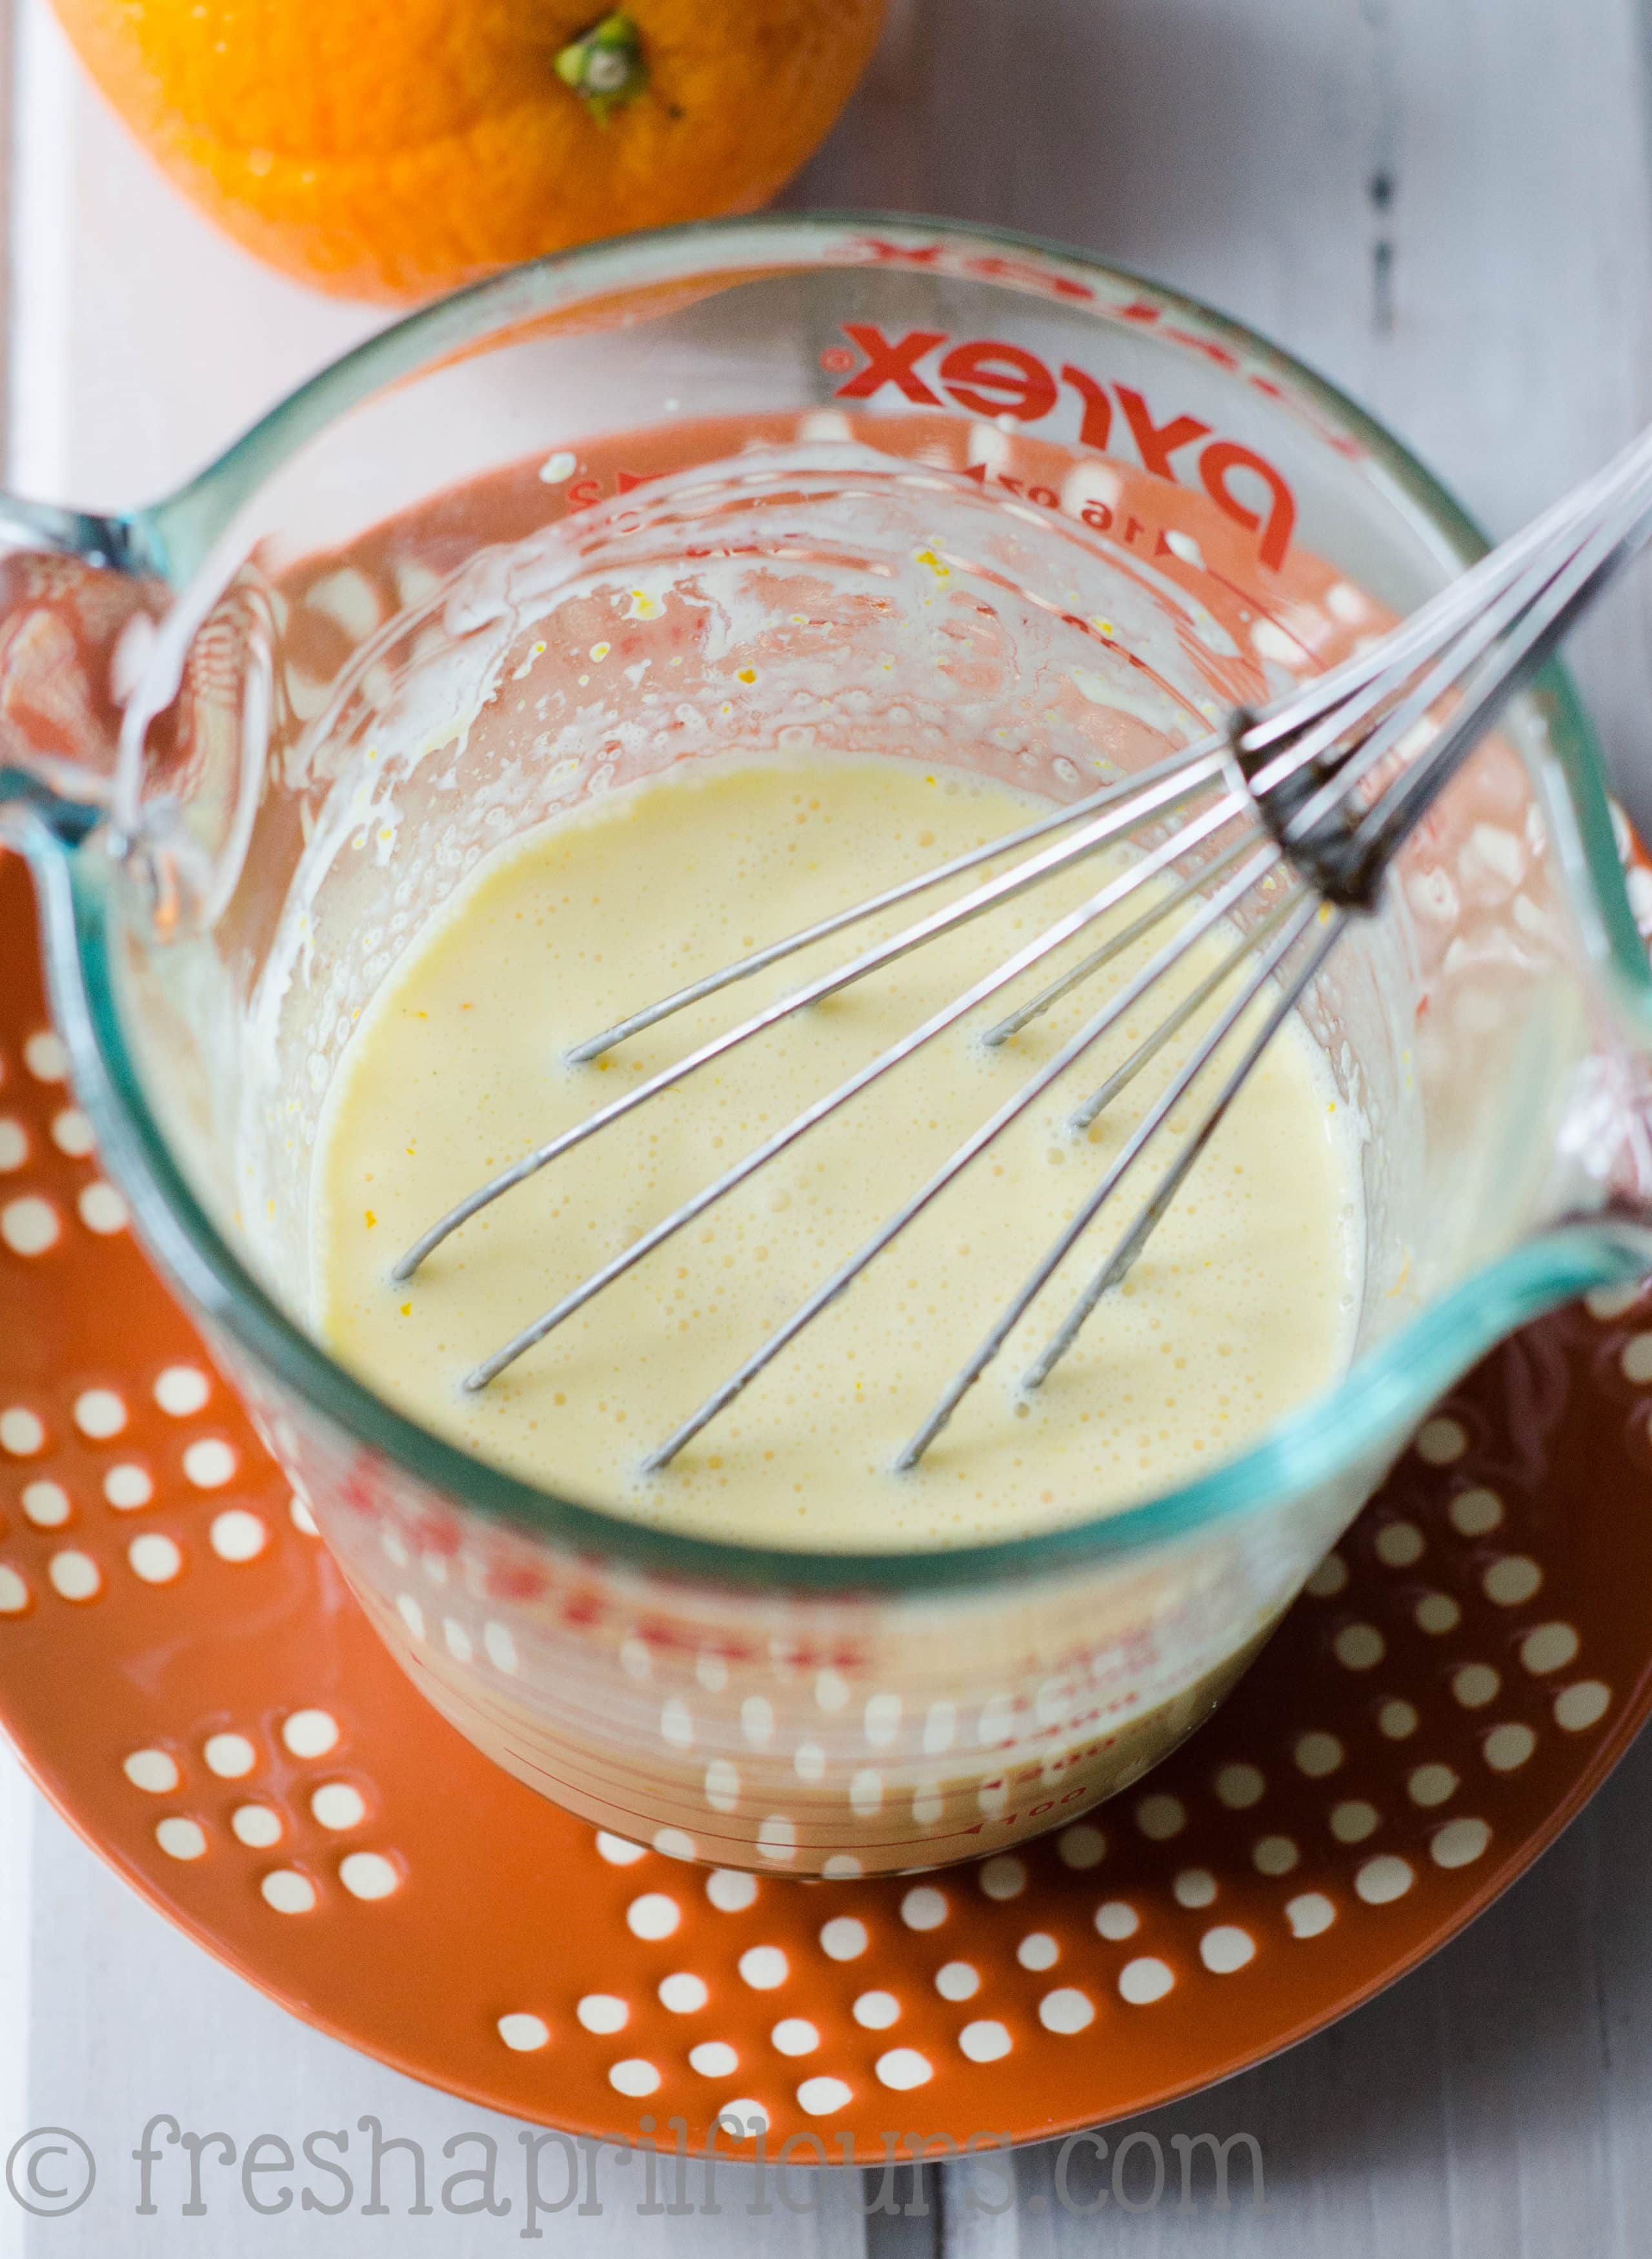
[314, 755, 1361, 1547]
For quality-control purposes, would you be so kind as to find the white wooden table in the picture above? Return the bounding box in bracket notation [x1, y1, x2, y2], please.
[8, 0, 1652, 2249]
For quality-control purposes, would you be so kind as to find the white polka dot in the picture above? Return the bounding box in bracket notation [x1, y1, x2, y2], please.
[849, 1769, 883, 1815]
[1134, 1792, 1186, 1840]
[1253, 1834, 1298, 1876]
[123, 1749, 179, 1793]
[797, 2077, 852, 2116]
[1200, 1925, 1256, 1974]
[1522, 1623, 1580, 1675]
[901, 1886, 947, 1931]
[1094, 1899, 1140, 1942]
[1305, 1552, 1349, 1598]
[1286, 1892, 1336, 1938]
[261, 1869, 318, 1914]
[183, 1439, 237, 1489]
[1623, 1334, 1652, 1383]
[852, 1991, 900, 2029]
[339, 1852, 399, 1900]
[1330, 1800, 1380, 1843]
[1449, 1487, 1504, 1536]
[77, 1182, 128, 1235]
[1117, 1960, 1174, 2006]
[128, 1532, 181, 1584]
[1355, 1855, 1415, 1904]
[689, 2042, 738, 2078]
[1294, 1731, 1344, 1778]
[48, 1551, 99, 1601]
[1408, 1763, 1458, 1805]
[103, 1464, 153, 1511]
[1587, 1280, 1644, 1319]
[771, 2017, 819, 2056]
[1415, 1592, 1461, 1634]
[21, 1480, 70, 1526]
[1056, 1823, 1106, 1869]
[156, 1817, 206, 1861]
[756, 1814, 796, 1863]
[1375, 1521, 1425, 1567]
[626, 1893, 680, 1941]
[652, 1827, 696, 1861]
[659, 1698, 692, 1749]
[978, 1855, 1026, 1900]
[578, 1994, 629, 2033]
[876, 2047, 932, 2089]
[49, 1108, 92, 1157]
[289, 1495, 318, 1536]
[936, 1960, 980, 2000]
[1448, 1667, 1497, 1714]
[1431, 1818, 1492, 1869]
[0, 1408, 44, 1458]
[608, 2060, 660, 2098]
[0, 1566, 27, 1614]
[1484, 1556, 1542, 1607]
[1, 1199, 58, 1256]
[1555, 1680, 1611, 1731]
[739, 1946, 787, 1990]
[596, 1831, 646, 1865]
[706, 1869, 757, 1913]
[1173, 1867, 1217, 1908]
[311, 1782, 366, 1829]
[1378, 1700, 1420, 1739]
[1483, 1723, 1536, 1772]
[282, 1709, 339, 1758]
[154, 1366, 211, 1417]
[819, 1916, 868, 1960]
[1005, 1934, 1057, 1980]
[210, 1510, 267, 1563]
[618, 1638, 650, 1682]
[0, 1121, 25, 1170]
[717, 2102, 769, 2139]
[1334, 1623, 1385, 1671]
[1214, 1763, 1265, 1809]
[23, 1032, 67, 1081]
[231, 1803, 283, 1848]
[1416, 1416, 1467, 1463]
[442, 1618, 473, 1663]
[498, 2014, 549, 2051]
[704, 1758, 740, 1811]
[73, 1389, 126, 1440]
[658, 1972, 707, 2014]
[821, 1854, 863, 1879]
[203, 1732, 256, 1778]
[960, 2019, 1012, 2062]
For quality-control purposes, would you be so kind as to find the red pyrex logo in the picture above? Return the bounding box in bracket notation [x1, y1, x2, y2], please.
[828, 324, 1296, 572]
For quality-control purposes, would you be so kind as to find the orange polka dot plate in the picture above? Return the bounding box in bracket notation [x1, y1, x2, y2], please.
[2, 840, 1651, 2160]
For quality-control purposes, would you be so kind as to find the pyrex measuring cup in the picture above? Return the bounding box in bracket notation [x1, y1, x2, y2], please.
[3, 216, 1651, 1878]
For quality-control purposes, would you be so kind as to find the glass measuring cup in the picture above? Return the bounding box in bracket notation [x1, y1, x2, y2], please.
[3, 216, 1650, 1878]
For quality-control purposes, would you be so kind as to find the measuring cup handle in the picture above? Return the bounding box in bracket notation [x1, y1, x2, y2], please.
[0, 498, 162, 847]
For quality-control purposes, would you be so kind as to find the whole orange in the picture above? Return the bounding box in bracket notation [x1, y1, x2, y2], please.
[49, 0, 885, 302]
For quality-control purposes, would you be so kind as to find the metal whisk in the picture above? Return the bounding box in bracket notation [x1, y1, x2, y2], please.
[394, 422, 1652, 1471]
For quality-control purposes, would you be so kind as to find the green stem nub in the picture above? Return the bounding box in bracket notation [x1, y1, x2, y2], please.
[556, 12, 649, 121]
